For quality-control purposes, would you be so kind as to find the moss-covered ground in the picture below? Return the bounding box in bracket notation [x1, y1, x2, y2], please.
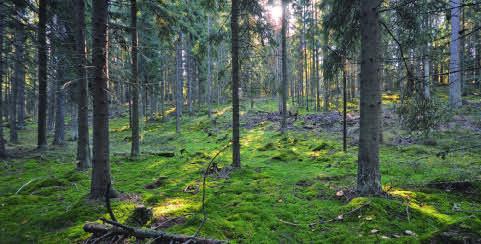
[1, 93, 481, 243]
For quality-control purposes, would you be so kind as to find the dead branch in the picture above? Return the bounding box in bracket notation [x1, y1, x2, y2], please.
[83, 221, 224, 244]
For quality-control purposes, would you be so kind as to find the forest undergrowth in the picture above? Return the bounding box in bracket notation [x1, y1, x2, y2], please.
[1, 92, 481, 243]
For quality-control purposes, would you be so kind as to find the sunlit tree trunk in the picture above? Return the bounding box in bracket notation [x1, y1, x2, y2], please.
[449, 0, 462, 108]
[357, 0, 382, 196]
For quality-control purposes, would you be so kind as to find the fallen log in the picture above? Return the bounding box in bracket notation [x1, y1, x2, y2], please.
[83, 220, 224, 244]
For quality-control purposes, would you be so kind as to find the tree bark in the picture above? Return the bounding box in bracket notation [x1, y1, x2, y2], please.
[0, 2, 6, 157]
[175, 33, 183, 134]
[37, 0, 48, 149]
[448, 0, 462, 108]
[280, 0, 288, 133]
[130, 0, 140, 158]
[14, 12, 26, 129]
[231, 0, 241, 168]
[207, 15, 212, 119]
[357, 0, 382, 196]
[90, 0, 115, 199]
[74, 0, 91, 169]
[53, 56, 65, 145]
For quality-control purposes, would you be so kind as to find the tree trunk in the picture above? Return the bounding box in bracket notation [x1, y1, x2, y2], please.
[0, 2, 6, 157]
[71, 103, 78, 140]
[90, 0, 115, 199]
[53, 57, 65, 145]
[74, 0, 91, 170]
[207, 15, 212, 119]
[357, 0, 382, 196]
[15, 14, 26, 129]
[186, 36, 193, 115]
[231, 0, 241, 168]
[280, 0, 288, 133]
[37, 0, 48, 149]
[175, 33, 183, 134]
[448, 0, 462, 108]
[130, 0, 140, 158]
[342, 59, 347, 152]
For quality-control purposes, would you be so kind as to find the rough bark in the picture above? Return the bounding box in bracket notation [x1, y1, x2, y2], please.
[448, 0, 462, 108]
[130, 0, 140, 158]
[37, 0, 48, 149]
[90, 0, 115, 199]
[357, 0, 382, 196]
[231, 0, 241, 168]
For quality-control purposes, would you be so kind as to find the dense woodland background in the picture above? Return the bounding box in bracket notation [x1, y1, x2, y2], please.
[0, 0, 481, 243]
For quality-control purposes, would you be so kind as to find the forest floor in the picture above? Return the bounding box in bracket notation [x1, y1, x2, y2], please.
[1, 90, 481, 243]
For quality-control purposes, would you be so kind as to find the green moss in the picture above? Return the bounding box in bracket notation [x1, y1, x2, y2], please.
[1, 99, 481, 243]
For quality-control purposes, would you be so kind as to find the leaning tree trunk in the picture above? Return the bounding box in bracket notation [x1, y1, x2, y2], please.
[231, 0, 241, 168]
[357, 0, 383, 196]
[130, 0, 140, 158]
[90, 0, 116, 199]
[37, 0, 48, 149]
[448, 0, 462, 108]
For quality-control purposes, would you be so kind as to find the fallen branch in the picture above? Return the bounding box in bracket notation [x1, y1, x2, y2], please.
[83, 221, 224, 244]
[15, 177, 40, 194]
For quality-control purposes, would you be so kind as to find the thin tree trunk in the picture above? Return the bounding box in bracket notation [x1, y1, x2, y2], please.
[53, 58, 65, 145]
[448, 0, 462, 108]
[231, 0, 241, 168]
[90, 0, 116, 199]
[342, 59, 347, 152]
[186, 36, 193, 115]
[130, 0, 140, 158]
[74, 0, 91, 170]
[280, 0, 288, 133]
[71, 103, 78, 140]
[357, 0, 382, 196]
[37, 0, 48, 149]
[0, 3, 6, 157]
[15, 14, 26, 129]
[175, 33, 183, 134]
[207, 15, 212, 119]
